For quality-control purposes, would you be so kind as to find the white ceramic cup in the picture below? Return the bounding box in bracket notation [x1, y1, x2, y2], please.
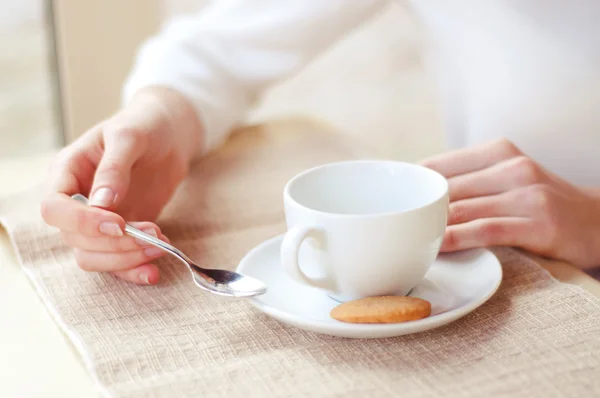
[281, 160, 449, 302]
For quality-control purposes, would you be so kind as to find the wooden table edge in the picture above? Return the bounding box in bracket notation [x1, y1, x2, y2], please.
[528, 254, 600, 298]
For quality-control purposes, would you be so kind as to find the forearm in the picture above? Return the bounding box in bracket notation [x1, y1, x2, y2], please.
[121, 0, 386, 156]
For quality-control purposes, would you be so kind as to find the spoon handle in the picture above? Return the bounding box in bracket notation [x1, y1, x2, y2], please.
[123, 225, 196, 265]
[70, 194, 194, 265]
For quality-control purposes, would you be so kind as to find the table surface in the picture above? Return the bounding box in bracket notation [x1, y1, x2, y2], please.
[1, 121, 599, 398]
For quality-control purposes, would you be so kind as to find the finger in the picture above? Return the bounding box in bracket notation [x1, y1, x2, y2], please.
[60, 223, 164, 252]
[41, 193, 125, 237]
[89, 128, 147, 209]
[440, 217, 533, 252]
[47, 157, 80, 196]
[421, 138, 521, 178]
[112, 263, 160, 285]
[448, 190, 531, 225]
[74, 245, 165, 273]
[46, 131, 102, 196]
[448, 156, 547, 202]
[42, 139, 105, 231]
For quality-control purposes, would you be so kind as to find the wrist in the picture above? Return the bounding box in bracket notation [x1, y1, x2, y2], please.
[584, 187, 600, 267]
[130, 86, 204, 163]
[584, 187, 600, 199]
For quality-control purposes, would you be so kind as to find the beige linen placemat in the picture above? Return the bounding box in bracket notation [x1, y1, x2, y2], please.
[1, 122, 600, 397]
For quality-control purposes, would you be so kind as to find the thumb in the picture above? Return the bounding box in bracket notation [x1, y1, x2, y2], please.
[89, 129, 144, 209]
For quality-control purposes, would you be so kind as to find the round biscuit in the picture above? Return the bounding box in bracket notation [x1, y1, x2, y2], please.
[330, 296, 432, 324]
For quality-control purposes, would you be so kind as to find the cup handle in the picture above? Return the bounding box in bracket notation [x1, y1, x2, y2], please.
[281, 225, 334, 290]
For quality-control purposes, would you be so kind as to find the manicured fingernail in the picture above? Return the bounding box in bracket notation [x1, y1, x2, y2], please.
[135, 229, 157, 246]
[139, 272, 150, 284]
[144, 247, 163, 257]
[90, 188, 115, 207]
[99, 222, 123, 237]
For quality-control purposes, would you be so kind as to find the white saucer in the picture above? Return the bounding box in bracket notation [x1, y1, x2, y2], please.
[237, 234, 502, 339]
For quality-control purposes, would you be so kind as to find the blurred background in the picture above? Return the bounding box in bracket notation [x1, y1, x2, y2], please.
[1, 0, 445, 161]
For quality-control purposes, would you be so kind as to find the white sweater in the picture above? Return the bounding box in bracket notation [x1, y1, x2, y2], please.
[122, 0, 600, 187]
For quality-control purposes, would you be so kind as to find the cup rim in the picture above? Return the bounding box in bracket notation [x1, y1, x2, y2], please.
[283, 159, 449, 218]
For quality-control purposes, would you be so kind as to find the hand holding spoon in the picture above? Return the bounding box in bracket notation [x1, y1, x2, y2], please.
[71, 194, 267, 297]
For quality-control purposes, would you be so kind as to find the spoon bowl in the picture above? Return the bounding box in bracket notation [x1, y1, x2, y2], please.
[71, 194, 267, 297]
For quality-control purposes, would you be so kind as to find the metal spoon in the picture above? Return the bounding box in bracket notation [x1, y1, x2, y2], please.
[71, 194, 267, 297]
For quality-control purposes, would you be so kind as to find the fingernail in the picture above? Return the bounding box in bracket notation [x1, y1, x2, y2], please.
[135, 229, 158, 246]
[90, 188, 115, 207]
[99, 222, 123, 237]
[144, 247, 163, 257]
[139, 272, 150, 284]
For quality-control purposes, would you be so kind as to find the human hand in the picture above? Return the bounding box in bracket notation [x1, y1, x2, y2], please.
[41, 87, 203, 284]
[421, 139, 600, 268]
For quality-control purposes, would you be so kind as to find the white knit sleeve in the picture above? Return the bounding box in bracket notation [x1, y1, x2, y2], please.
[122, 0, 387, 154]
